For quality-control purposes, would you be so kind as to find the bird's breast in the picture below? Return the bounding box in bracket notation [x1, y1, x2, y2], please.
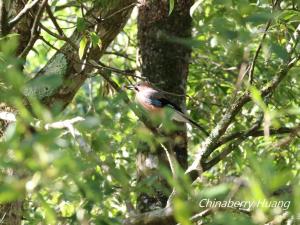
[136, 94, 162, 113]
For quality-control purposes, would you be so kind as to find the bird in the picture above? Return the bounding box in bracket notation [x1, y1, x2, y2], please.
[127, 81, 208, 136]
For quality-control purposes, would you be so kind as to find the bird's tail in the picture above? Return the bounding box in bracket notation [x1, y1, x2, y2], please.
[186, 117, 209, 136]
[172, 111, 209, 136]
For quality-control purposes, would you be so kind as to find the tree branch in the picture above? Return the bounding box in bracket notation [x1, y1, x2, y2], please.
[186, 54, 300, 177]
[45, 3, 64, 36]
[8, 0, 40, 29]
[248, 0, 280, 83]
[44, 116, 92, 153]
[39, 23, 78, 50]
[22, 0, 135, 109]
[215, 127, 293, 148]
[54, 1, 79, 12]
[18, 0, 48, 59]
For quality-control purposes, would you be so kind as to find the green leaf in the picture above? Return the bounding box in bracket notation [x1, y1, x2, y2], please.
[60, 202, 75, 217]
[173, 198, 192, 225]
[79, 36, 87, 60]
[250, 87, 267, 111]
[245, 11, 273, 25]
[270, 42, 289, 61]
[76, 17, 86, 32]
[90, 32, 101, 48]
[200, 184, 230, 199]
[169, 0, 175, 15]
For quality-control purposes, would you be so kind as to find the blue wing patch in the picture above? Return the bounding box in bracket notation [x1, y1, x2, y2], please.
[145, 97, 183, 112]
[146, 97, 163, 107]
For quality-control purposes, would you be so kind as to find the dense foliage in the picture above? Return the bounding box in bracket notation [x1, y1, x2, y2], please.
[0, 0, 300, 224]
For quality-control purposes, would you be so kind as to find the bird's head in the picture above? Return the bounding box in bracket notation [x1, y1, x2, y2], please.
[127, 81, 153, 92]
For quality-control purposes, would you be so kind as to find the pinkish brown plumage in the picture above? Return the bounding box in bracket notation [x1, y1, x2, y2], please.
[127, 82, 208, 135]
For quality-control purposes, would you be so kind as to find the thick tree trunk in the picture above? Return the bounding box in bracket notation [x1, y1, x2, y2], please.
[137, 0, 193, 213]
[0, 1, 135, 224]
[0, 1, 37, 223]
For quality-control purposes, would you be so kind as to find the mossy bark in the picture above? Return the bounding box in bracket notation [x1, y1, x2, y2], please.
[0, 1, 135, 224]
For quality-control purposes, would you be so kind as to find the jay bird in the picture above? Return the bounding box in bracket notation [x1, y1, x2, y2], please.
[127, 81, 208, 135]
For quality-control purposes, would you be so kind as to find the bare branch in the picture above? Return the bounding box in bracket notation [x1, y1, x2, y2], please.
[248, 20, 271, 84]
[8, 0, 40, 29]
[215, 127, 293, 148]
[102, 2, 137, 21]
[18, 0, 48, 58]
[39, 35, 61, 52]
[39, 23, 78, 50]
[104, 51, 135, 61]
[45, 117, 92, 153]
[88, 60, 140, 78]
[248, 0, 280, 83]
[275, 124, 300, 147]
[45, 4, 64, 36]
[0, 113, 93, 155]
[54, 1, 79, 11]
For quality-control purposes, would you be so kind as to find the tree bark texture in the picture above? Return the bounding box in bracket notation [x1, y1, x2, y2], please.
[136, 0, 193, 213]
[0, 1, 135, 224]
[0, 1, 38, 224]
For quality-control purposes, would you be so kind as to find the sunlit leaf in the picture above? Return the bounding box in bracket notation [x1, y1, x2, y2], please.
[79, 36, 87, 60]
[169, 0, 175, 15]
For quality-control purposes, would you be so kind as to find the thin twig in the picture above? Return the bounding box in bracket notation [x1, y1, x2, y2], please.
[275, 124, 300, 147]
[31, 0, 47, 37]
[39, 35, 61, 52]
[54, 1, 79, 11]
[8, 0, 40, 29]
[18, 0, 48, 58]
[87, 60, 142, 79]
[45, 117, 92, 153]
[248, 0, 280, 83]
[45, 4, 64, 36]
[102, 2, 137, 21]
[104, 51, 135, 61]
[39, 23, 78, 50]
[161, 144, 176, 177]
[248, 20, 272, 84]
[215, 127, 292, 148]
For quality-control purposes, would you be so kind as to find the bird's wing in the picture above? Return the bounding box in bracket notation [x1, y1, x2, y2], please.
[146, 92, 209, 136]
[148, 91, 183, 112]
[156, 97, 183, 113]
[144, 96, 163, 108]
